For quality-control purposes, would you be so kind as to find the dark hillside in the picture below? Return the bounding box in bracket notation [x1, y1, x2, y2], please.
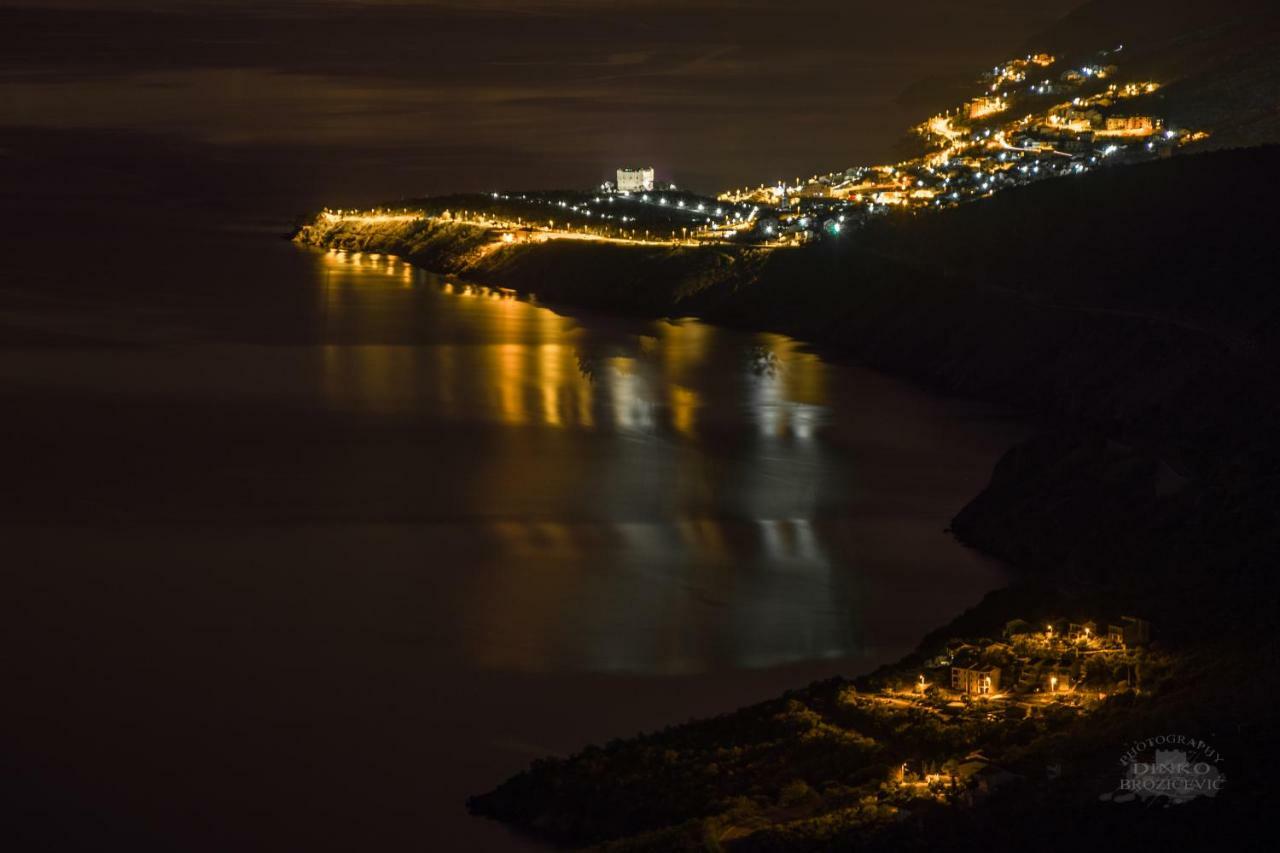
[853, 145, 1278, 334]
[1027, 0, 1278, 71]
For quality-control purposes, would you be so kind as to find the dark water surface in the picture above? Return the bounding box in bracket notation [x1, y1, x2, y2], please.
[1, 219, 1023, 850]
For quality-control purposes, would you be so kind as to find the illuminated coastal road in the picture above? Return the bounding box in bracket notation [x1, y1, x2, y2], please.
[322, 211, 775, 249]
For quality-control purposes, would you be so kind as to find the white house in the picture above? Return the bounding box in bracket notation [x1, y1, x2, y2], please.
[616, 167, 655, 193]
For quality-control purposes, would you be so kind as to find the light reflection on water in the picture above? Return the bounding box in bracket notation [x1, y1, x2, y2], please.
[300, 248, 1009, 675]
[318, 248, 826, 442]
[469, 516, 848, 675]
[0, 242, 1017, 678]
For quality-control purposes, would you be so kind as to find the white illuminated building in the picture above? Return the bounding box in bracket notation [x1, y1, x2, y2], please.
[616, 167, 655, 193]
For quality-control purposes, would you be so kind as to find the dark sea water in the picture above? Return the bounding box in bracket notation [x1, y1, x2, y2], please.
[1, 215, 1023, 850]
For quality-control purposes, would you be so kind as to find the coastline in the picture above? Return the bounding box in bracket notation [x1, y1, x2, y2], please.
[292, 145, 1280, 849]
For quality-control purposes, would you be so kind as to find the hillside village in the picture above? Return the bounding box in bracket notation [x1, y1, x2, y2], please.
[923, 615, 1151, 704]
[841, 614, 1157, 794]
[716, 47, 1206, 240]
[467, 608, 1173, 849]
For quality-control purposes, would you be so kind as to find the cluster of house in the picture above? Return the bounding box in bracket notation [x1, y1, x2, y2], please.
[710, 48, 1203, 243]
[940, 616, 1151, 698]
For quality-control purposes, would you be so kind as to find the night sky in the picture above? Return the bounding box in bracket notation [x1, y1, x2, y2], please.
[2, 1, 1081, 213]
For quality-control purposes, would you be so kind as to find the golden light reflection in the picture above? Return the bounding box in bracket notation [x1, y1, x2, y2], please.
[577, 376, 594, 429]
[494, 342, 527, 426]
[670, 385, 698, 436]
[315, 249, 827, 441]
[540, 343, 564, 426]
[658, 318, 712, 386]
[297, 246, 1011, 679]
